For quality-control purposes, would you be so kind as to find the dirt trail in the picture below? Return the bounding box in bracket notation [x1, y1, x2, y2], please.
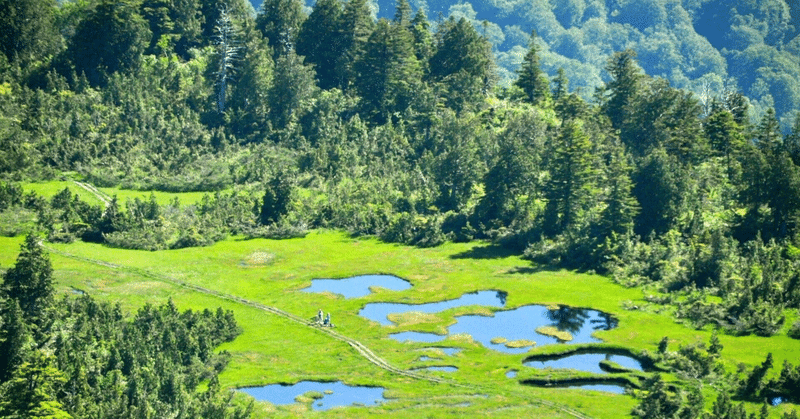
[44, 245, 594, 419]
[73, 181, 112, 207]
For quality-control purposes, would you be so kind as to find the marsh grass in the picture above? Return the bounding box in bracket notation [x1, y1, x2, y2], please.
[505, 340, 535, 348]
[2, 230, 797, 417]
[536, 326, 574, 342]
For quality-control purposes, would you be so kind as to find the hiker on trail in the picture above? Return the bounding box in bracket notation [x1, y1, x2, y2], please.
[324, 312, 331, 326]
[317, 309, 323, 323]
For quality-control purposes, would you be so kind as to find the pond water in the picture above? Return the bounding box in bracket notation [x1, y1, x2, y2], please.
[522, 380, 627, 394]
[391, 331, 447, 343]
[451, 305, 617, 353]
[415, 366, 458, 372]
[302, 274, 412, 298]
[523, 352, 643, 374]
[439, 348, 461, 356]
[506, 370, 518, 378]
[238, 381, 386, 411]
[360, 290, 507, 326]
[388, 304, 617, 353]
[563, 383, 626, 394]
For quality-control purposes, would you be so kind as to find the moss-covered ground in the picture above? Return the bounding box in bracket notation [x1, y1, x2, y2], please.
[2, 220, 798, 417]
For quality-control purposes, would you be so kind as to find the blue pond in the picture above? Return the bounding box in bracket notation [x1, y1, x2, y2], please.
[524, 353, 643, 374]
[238, 381, 386, 411]
[302, 274, 411, 298]
[388, 304, 617, 353]
[439, 347, 461, 356]
[565, 383, 626, 394]
[416, 366, 458, 372]
[360, 290, 507, 326]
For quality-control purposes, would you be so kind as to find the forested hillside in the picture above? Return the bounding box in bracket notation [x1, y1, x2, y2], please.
[357, 0, 800, 131]
[1, 0, 800, 416]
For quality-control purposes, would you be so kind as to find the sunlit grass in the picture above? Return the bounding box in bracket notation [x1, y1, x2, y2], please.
[1, 230, 797, 417]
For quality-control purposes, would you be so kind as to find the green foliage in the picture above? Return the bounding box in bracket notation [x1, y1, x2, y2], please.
[514, 32, 550, 106]
[0, 0, 60, 66]
[429, 17, 495, 111]
[68, 0, 152, 87]
[1, 233, 54, 337]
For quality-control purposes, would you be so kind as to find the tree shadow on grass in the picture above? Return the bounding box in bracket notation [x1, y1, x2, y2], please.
[449, 244, 520, 260]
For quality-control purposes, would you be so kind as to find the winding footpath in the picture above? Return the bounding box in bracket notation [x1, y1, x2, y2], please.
[49, 181, 595, 419]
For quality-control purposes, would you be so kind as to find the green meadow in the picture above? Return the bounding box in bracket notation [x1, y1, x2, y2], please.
[1, 230, 797, 418]
[23, 180, 216, 206]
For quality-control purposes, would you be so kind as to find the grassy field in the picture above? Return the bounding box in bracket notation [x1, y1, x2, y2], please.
[1, 230, 798, 418]
[23, 180, 216, 206]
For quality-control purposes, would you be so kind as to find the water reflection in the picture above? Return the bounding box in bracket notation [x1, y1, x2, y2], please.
[524, 352, 643, 374]
[238, 381, 385, 411]
[302, 274, 411, 298]
[360, 290, 507, 326]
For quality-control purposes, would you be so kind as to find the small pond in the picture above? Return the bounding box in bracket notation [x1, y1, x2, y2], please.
[414, 366, 458, 372]
[238, 381, 386, 411]
[389, 305, 617, 353]
[523, 352, 643, 374]
[302, 274, 411, 298]
[506, 370, 518, 378]
[391, 331, 447, 343]
[360, 290, 507, 326]
[439, 347, 461, 356]
[521, 380, 627, 394]
[563, 383, 626, 394]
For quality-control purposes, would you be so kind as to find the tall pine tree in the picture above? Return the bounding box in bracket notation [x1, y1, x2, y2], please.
[1, 233, 54, 341]
[514, 31, 550, 106]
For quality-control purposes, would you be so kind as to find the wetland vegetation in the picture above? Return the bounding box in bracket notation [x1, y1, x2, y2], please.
[2, 0, 800, 417]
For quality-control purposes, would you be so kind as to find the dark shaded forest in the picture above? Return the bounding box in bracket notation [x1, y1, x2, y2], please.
[1, 0, 800, 417]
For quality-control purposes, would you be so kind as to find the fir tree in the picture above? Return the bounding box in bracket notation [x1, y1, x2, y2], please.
[602, 49, 644, 131]
[544, 120, 597, 235]
[514, 31, 550, 106]
[1, 233, 54, 338]
[256, 0, 305, 57]
[296, 0, 342, 89]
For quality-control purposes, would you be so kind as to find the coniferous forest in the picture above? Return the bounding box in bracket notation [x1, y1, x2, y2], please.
[1, 0, 800, 417]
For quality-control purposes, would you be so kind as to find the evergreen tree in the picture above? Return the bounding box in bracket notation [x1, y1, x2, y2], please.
[68, 0, 152, 86]
[544, 120, 597, 235]
[335, 0, 375, 91]
[296, 0, 342, 89]
[1, 233, 54, 338]
[785, 112, 800, 165]
[429, 17, 495, 111]
[552, 68, 569, 103]
[355, 18, 423, 124]
[632, 373, 681, 419]
[409, 10, 433, 69]
[706, 109, 746, 164]
[260, 172, 293, 225]
[633, 148, 686, 236]
[0, 299, 31, 382]
[0, 0, 60, 65]
[229, 31, 274, 140]
[392, 0, 413, 27]
[141, 0, 204, 57]
[0, 351, 70, 418]
[268, 49, 317, 131]
[598, 143, 639, 240]
[602, 49, 644, 131]
[256, 0, 305, 57]
[475, 109, 544, 228]
[755, 108, 783, 154]
[514, 31, 550, 106]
